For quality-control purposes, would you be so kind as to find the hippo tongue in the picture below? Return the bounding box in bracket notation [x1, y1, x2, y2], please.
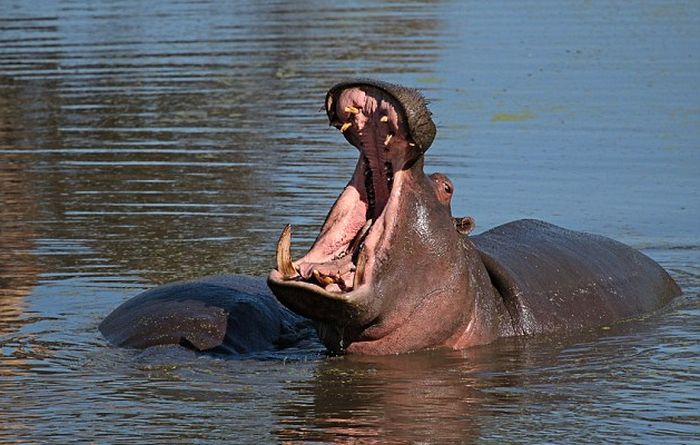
[297, 217, 371, 283]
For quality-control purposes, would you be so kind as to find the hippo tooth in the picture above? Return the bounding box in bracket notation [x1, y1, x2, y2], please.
[384, 134, 393, 146]
[340, 122, 352, 133]
[313, 270, 336, 286]
[353, 246, 366, 289]
[379, 115, 388, 122]
[276, 224, 297, 279]
[344, 106, 359, 114]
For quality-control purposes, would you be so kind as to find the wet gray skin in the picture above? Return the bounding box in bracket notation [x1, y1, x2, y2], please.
[99, 275, 314, 354]
[268, 79, 681, 355]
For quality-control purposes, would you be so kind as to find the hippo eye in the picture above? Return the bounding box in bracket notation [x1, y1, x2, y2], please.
[443, 183, 452, 194]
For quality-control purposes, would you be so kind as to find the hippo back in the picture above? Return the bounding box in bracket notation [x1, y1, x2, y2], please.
[471, 219, 681, 335]
[99, 275, 312, 354]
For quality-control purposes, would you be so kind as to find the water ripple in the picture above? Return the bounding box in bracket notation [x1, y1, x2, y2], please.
[0, 0, 698, 443]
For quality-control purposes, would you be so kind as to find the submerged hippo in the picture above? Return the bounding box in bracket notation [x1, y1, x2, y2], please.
[100, 79, 681, 356]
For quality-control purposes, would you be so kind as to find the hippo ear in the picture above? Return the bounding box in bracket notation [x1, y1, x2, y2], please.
[326, 79, 437, 153]
[454, 216, 476, 235]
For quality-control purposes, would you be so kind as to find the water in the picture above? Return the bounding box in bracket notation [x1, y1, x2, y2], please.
[1, 0, 698, 443]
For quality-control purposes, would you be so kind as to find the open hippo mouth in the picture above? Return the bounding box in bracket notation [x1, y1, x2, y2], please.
[267, 79, 436, 332]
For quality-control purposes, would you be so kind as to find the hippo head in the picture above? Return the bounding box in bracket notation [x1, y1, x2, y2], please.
[268, 80, 479, 354]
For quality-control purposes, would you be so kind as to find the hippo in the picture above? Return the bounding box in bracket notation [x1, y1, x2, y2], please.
[100, 79, 681, 356]
[99, 274, 313, 354]
[266, 79, 681, 354]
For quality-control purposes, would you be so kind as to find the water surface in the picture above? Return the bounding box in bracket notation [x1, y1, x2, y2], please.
[1, 1, 698, 443]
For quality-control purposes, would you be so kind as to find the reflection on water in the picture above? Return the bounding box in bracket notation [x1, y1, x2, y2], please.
[0, 0, 698, 443]
[275, 318, 700, 444]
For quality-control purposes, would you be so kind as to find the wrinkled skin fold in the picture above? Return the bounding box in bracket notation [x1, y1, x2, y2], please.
[100, 79, 682, 356]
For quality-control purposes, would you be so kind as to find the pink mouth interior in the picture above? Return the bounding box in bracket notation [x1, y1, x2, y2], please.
[284, 86, 413, 293]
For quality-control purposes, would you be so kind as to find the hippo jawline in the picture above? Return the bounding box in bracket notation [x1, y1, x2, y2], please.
[268, 80, 435, 326]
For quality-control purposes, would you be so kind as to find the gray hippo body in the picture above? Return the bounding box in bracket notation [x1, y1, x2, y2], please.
[472, 219, 679, 336]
